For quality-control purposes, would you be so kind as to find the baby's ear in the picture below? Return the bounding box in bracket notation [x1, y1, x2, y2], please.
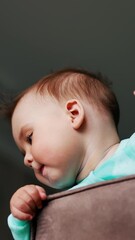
[65, 99, 84, 129]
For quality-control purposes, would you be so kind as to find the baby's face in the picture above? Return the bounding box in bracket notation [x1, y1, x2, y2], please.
[11, 91, 83, 189]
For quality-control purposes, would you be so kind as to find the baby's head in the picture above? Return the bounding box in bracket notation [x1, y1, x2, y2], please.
[8, 68, 120, 128]
[3, 68, 120, 189]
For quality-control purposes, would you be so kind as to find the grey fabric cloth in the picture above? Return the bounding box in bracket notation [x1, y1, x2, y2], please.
[31, 175, 135, 240]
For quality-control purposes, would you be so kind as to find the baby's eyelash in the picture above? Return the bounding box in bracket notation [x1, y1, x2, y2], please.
[21, 150, 25, 157]
[26, 133, 33, 144]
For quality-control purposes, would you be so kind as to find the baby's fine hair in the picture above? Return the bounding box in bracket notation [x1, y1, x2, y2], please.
[1, 68, 120, 127]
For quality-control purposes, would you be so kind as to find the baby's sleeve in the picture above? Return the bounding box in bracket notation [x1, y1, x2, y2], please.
[7, 214, 30, 240]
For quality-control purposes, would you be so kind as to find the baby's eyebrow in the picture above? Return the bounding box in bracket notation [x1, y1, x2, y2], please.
[19, 124, 31, 140]
[19, 127, 26, 140]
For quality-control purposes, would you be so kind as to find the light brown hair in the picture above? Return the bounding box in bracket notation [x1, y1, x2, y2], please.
[1, 68, 120, 128]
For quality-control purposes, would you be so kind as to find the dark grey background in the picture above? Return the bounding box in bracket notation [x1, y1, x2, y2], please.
[0, 0, 135, 239]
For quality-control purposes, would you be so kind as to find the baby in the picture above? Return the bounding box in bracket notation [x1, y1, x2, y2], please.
[2, 68, 134, 240]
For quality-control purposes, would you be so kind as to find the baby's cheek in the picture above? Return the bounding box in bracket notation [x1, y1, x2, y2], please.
[32, 147, 45, 163]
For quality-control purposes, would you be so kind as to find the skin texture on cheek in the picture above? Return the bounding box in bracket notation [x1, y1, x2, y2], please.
[32, 137, 83, 189]
[33, 149, 80, 189]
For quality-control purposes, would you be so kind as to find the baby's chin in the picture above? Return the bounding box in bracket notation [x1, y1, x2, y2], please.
[35, 170, 76, 190]
[52, 175, 77, 190]
[51, 182, 75, 190]
[37, 175, 76, 190]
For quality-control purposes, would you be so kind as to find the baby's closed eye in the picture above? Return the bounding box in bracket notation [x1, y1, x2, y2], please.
[26, 133, 33, 145]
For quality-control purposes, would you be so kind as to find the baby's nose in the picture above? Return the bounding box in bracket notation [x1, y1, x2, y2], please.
[24, 152, 33, 168]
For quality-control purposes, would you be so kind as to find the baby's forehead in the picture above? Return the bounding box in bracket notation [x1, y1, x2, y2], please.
[19, 88, 45, 102]
[19, 90, 38, 104]
[12, 90, 39, 116]
[11, 91, 40, 125]
[15, 89, 59, 113]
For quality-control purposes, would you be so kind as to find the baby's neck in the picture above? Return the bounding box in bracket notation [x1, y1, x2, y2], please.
[76, 132, 120, 182]
[95, 142, 120, 169]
